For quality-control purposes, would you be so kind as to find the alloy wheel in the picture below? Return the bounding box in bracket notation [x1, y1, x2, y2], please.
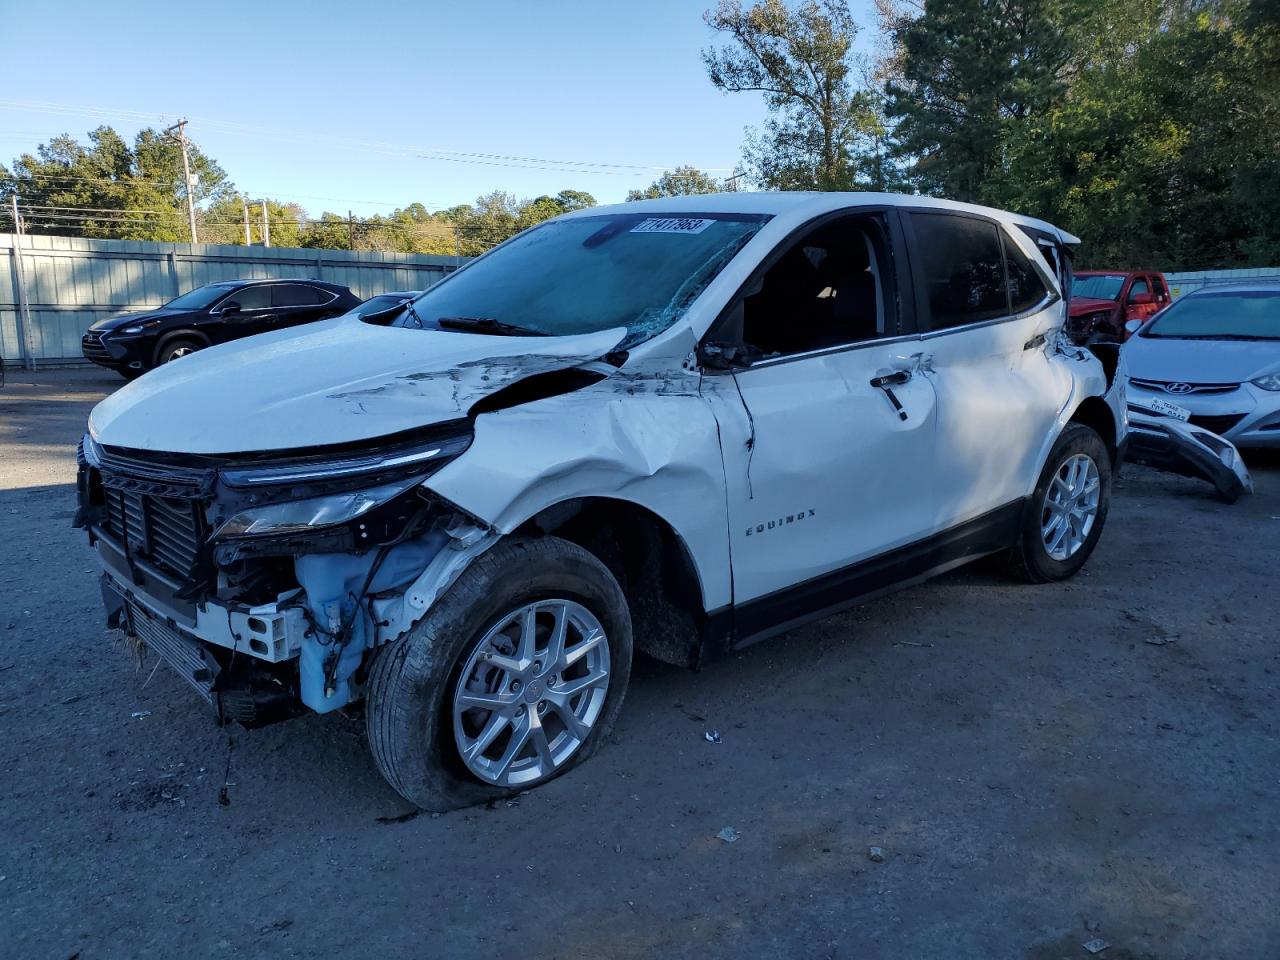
[452, 599, 610, 786]
[1040, 453, 1101, 561]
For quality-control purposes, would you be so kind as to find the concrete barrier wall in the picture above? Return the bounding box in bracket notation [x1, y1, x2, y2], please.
[1, 234, 466, 364]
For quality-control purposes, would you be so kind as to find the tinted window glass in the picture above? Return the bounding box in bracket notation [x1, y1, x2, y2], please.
[739, 214, 896, 356]
[1142, 291, 1280, 340]
[224, 285, 272, 310]
[273, 284, 325, 307]
[1004, 237, 1049, 313]
[1150, 275, 1168, 300]
[909, 213, 1007, 329]
[1128, 278, 1149, 301]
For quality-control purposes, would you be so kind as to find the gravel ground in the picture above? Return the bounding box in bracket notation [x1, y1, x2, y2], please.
[2, 367, 1278, 960]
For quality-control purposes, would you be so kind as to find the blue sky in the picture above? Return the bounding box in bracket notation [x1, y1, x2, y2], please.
[0, 0, 879, 218]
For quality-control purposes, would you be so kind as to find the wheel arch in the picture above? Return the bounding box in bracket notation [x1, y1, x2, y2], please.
[513, 496, 710, 669]
[1068, 395, 1118, 463]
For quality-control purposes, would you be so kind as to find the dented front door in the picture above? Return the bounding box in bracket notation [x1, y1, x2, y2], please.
[705, 342, 938, 607]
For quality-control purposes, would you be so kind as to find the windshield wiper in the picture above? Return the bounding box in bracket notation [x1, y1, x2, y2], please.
[436, 316, 549, 337]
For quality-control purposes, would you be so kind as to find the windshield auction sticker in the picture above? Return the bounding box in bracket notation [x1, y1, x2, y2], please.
[630, 217, 715, 235]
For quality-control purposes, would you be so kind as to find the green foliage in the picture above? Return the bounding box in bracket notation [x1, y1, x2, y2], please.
[0, 125, 232, 241]
[627, 165, 723, 200]
[703, 0, 889, 189]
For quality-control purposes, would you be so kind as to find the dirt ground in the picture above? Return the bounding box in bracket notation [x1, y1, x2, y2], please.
[2, 367, 1277, 960]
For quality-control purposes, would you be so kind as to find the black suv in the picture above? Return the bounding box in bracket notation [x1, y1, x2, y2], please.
[82, 278, 361, 379]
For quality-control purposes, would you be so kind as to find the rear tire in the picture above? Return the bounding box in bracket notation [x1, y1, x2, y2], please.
[1006, 423, 1111, 583]
[366, 536, 633, 811]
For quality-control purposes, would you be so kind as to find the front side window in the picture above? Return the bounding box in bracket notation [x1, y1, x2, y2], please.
[1128, 278, 1150, 302]
[730, 213, 897, 357]
[1142, 291, 1280, 340]
[908, 213, 1007, 330]
[394, 213, 769, 347]
[223, 285, 273, 311]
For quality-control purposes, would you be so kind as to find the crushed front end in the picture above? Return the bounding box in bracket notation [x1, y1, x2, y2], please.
[74, 425, 492, 727]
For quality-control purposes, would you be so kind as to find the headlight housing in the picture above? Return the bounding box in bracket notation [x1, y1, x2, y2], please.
[215, 477, 422, 539]
[1251, 373, 1280, 391]
[120, 318, 165, 335]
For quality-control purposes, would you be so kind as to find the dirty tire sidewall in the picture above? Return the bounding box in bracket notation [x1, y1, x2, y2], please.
[1007, 423, 1112, 583]
[366, 536, 633, 811]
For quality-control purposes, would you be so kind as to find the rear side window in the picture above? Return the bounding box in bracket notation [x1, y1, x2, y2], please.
[273, 284, 327, 307]
[1004, 239, 1049, 314]
[908, 213, 1007, 329]
[225, 285, 272, 310]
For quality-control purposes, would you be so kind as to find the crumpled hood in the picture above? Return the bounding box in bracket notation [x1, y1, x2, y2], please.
[1123, 335, 1280, 384]
[90, 308, 185, 332]
[89, 316, 627, 454]
[1068, 296, 1116, 317]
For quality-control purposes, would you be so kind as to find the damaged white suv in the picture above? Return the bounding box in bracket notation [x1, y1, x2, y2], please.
[77, 193, 1126, 809]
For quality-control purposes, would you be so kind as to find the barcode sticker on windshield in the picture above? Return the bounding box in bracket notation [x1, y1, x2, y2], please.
[630, 217, 715, 235]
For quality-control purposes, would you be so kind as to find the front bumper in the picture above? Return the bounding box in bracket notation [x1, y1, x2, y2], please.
[101, 571, 305, 727]
[81, 330, 146, 371]
[1125, 409, 1253, 502]
[1126, 381, 1280, 448]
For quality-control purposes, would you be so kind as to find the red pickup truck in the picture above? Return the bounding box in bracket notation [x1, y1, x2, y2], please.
[1068, 270, 1171, 342]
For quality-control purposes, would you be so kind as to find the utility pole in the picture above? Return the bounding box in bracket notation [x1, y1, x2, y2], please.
[165, 119, 199, 243]
[260, 200, 270, 247]
[242, 200, 252, 246]
[9, 195, 36, 370]
[347, 210, 355, 251]
[724, 169, 746, 192]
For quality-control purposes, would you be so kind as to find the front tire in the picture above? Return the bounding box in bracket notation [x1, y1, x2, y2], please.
[155, 337, 202, 365]
[366, 536, 633, 811]
[1006, 423, 1111, 583]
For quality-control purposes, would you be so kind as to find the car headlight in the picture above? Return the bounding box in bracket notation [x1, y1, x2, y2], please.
[1251, 373, 1280, 391]
[219, 432, 471, 487]
[215, 477, 422, 539]
[120, 319, 165, 335]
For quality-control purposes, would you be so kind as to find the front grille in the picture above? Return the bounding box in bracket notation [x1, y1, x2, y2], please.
[103, 488, 205, 579]
[1130, 377, 1239, 395]
[127, 602, 215, 702]
[1188, 413, 1246, 435]
[81, 331, 111, 362]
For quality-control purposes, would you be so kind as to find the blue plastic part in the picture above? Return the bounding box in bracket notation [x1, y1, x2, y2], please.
[295, 529, 450, 712]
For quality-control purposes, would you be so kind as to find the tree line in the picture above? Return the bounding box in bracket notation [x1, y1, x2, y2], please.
[3, 0, 1277, 268]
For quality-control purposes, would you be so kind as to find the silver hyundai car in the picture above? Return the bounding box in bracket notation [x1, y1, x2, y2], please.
[1125, 282, 1280, 447]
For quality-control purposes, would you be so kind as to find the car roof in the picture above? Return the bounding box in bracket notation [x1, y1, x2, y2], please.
[1185, 280, 1280, 296]
[202, 278, 349, 291]
[365, 290, 422, 299]
[565, 190, 1081, 246]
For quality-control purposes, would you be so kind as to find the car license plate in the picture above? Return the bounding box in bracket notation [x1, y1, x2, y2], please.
[1131, 395, 1191, 421]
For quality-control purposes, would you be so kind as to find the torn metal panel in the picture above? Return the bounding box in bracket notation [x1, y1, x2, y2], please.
[1126, 408, 1253, 502]
[87, 317, 626, 454]
[424, 358, 733, 612]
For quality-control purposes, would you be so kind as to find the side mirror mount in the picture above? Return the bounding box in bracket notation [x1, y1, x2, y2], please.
[220, 301, 242, 315]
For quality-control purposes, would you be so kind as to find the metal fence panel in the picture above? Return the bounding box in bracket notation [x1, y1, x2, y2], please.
[1163, 267, 1280, 299]
[0, 234, 466, 364]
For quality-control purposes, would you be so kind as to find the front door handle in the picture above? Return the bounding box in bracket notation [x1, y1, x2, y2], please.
[870, 369, 911, 421]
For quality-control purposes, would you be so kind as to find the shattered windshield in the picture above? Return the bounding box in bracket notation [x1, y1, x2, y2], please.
[394, 213, 770, 347]
[1142, 290, 1280, 340]
[1072, 275, 1125, 300]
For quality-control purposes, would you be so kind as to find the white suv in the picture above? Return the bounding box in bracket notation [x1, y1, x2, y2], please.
[76, 193, 1126, 809]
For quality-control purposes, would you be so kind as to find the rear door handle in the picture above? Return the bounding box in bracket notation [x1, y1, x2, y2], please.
[870, 370, 911, 421]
